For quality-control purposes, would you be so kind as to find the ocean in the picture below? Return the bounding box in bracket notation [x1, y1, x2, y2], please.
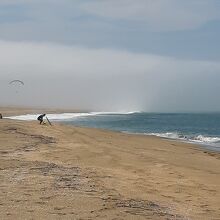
[8, 112, 220, 151]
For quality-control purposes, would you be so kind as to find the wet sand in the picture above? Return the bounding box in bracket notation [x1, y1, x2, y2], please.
[0, 108, 220, 219]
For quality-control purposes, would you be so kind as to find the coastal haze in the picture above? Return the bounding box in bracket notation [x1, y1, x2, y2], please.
[0, 0, 220, 112]
[1, 2, 220, 220]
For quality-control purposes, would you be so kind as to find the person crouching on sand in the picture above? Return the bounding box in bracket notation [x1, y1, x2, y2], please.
[37, 114, 46, 124]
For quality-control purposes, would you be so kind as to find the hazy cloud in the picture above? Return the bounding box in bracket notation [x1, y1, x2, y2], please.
[82, 0, 220, 31]
[0, 1, 219, 112]
[0, 0, 219, 61]
[0, 40, 220, 112]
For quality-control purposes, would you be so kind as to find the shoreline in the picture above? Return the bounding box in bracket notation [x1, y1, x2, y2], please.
[121, 130, 220, 152]
[1, 107, 220, 219]
[6, 120, 220, 154]
[5, 116, 216, 154]
[3, 107, 220, 153]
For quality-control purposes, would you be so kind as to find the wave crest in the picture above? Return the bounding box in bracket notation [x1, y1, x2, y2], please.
[6, 111, 139, 121]
[146, 132, 220, 145]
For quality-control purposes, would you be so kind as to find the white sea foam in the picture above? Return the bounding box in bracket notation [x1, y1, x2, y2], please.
[191, 135, 220, 144]
[6, 113, 98, 121]
[147, 132, 183, 140]
[146, 132, 220, 145]
[93, 111, 140, 115]
[6, 111, 138, 121]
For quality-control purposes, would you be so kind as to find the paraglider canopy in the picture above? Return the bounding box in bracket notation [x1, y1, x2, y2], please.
[9, 80, 24, 94]
[9, 80, 24, 85]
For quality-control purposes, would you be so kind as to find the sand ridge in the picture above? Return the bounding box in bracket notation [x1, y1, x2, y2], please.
[0, 114, 220, 219]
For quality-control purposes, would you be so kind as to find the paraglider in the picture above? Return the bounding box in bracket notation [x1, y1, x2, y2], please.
[9, 80, 24, 93]
[9, 80, 24, 85]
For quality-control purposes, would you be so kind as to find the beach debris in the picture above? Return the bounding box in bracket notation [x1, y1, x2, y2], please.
[0, 113, 2, 119]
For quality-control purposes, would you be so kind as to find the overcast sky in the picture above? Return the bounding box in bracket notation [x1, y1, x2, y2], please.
[0, 0, 220, 112]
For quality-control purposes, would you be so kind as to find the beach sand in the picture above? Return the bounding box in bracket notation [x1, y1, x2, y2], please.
[0, 108, 220, 219]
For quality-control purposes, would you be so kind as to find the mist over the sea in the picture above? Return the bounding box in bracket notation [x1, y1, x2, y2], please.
[0, 1, 220, 112]
[0, 41, 220, 112]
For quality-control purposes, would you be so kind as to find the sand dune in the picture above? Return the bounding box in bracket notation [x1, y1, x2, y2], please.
[0, 108, 220, 219]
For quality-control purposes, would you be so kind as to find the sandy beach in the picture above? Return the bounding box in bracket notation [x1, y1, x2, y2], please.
[0, 108, 220, 220]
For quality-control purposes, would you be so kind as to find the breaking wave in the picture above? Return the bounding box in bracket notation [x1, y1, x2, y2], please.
[6, 111, 139, 121]
[146, 132, 220, 145]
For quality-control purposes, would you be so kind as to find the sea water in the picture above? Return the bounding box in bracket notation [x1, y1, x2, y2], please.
[64, 112, 220, 151]
[8, 112, 220, 151]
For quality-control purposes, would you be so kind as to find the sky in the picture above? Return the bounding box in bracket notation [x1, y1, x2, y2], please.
[0, 0, 220, 112]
